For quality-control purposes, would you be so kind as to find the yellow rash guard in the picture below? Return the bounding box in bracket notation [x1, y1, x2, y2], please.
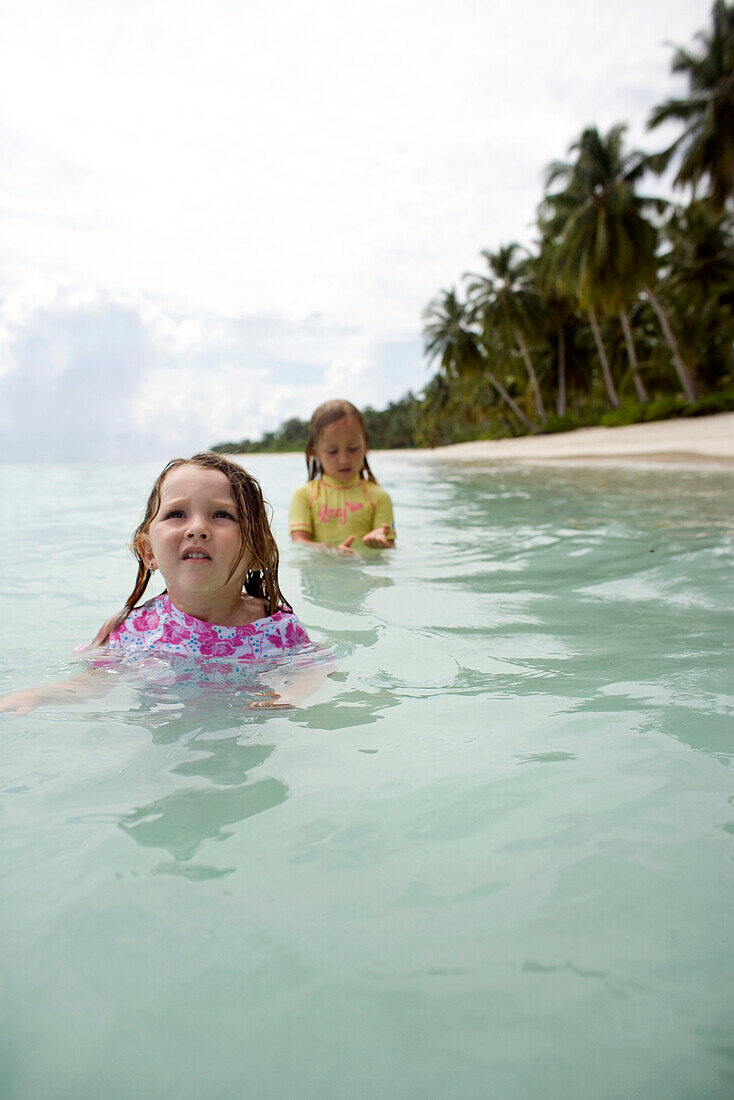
[289, 475, 396, 547]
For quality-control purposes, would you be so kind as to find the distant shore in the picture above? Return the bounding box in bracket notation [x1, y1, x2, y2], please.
[228, 412, 734, 467]
[396, 411, 734, 466]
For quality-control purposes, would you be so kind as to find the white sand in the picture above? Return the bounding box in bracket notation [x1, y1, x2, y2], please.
[406, 411, 734, 466]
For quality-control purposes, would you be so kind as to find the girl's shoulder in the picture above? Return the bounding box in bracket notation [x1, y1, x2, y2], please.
[291, 479, 322, 504]
[266, 606, 310, 646]
[107, 593, 166, 643]
[77, 594, 161, 657]
[361, 478, 390, 501]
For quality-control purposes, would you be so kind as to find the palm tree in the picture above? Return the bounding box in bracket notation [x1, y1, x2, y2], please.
[542, 124, 697, 403]
[422, 288, 540, 433]
[618, 305, 649, 404]
[648, 1, 734, 211]
[422, 288, 483, 378]
[665, 200, 734, 293]
[542, 127, 647, 407]
[660, 201, 734, 386]
[532, 239, 587, 416]
[464, 245, 548, 423]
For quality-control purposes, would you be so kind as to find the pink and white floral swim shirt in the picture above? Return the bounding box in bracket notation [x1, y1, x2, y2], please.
[106, 593, 310, 660]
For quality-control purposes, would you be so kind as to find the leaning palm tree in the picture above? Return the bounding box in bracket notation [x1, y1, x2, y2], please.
[648, 1, 734, 211]
[464, 245, 547, 423]
[617, 305, 648, 404]
[542, 124, 697, 403]
[422, 288, 540, 434]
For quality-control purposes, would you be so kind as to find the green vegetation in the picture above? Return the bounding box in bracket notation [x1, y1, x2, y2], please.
[212, 396, 423, 454]
[214, 417, 308, 455]
[214, 3, 734, 455]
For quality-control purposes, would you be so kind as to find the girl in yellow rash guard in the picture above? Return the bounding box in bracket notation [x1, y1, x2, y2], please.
[289, 400, 396, 554]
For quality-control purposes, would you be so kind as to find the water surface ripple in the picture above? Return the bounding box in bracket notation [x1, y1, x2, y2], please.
[1, 455, 732, 1099]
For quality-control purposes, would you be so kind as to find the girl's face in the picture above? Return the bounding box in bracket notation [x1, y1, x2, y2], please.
[142, 465, 250, 601]
[313, 415, 367, 483]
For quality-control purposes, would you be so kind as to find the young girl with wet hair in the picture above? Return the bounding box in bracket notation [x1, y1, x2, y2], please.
[289, 400, 396, 554]
[95, 451, 305, 655]
[1, 453, 317, 714]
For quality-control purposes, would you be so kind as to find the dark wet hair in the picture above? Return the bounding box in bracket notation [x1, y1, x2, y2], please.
[305, 399, 376, 483]
[96, 452, 286, 646]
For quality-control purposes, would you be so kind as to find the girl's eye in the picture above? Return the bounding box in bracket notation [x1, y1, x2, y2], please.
[164, 509, 185, 519]
[214, 510, 236, 520]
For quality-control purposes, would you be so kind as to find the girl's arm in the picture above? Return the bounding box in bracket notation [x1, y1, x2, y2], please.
[0, 613, 122, 716]
[290, 530, 358, 556]
[0, 668, 106, 715]
[364, 489, 396, 548]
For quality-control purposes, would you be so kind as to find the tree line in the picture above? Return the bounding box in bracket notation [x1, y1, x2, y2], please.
[215, 2, 734, 455]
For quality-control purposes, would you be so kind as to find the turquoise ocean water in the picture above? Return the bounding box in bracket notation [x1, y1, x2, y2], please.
[1, 453, 733, 1099]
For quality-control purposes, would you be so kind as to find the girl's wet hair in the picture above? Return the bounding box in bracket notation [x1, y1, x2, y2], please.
[96, 452, 286, 646]
[306, 399, 376, 483]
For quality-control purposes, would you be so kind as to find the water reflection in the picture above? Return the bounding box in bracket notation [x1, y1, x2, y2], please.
[119, 726, 287, 877]
[293, 685, 401, 731]
[293, 548, 394, 616]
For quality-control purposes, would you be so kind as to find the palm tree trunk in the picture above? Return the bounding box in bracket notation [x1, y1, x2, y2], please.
[513, 326, 547, 423]
[556, 322, 566, 417]
[483, 362, 540, 434]
[619, 309, 649, 404]
[588, 306, 619, 409]
[500, 408, 520, 436]
[643, 286, 697, 403]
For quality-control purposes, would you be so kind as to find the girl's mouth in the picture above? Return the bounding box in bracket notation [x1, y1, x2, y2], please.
[183, 550, 211, 560]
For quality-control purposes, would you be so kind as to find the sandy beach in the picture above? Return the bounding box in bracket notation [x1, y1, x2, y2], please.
[409, 411, 734, 466]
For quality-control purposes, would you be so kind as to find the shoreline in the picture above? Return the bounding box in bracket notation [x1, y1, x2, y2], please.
[383, 411, 734, 467]
[227, 412, 734, 468]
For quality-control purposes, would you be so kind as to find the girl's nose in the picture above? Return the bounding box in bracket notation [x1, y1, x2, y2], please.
[186, 522, 209, 539]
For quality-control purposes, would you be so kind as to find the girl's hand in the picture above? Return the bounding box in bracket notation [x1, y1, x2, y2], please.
[252, 663, 332, 709]
[362, 524, 395, 549]
[247, 691, 294, 710]
[336, 535, 358, 556]
[0, 686, 52, 715]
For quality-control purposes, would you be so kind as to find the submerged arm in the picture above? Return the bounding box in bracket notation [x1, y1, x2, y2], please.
[0, 667, 109, 716]
[290, 530, 358, 556]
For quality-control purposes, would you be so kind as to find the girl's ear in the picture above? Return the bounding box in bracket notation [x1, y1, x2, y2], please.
[137, 535, 156, 572]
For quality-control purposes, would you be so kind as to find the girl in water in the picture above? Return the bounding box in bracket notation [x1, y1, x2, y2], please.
[289, 400, 396, 553]
[1, 453, 319, 714]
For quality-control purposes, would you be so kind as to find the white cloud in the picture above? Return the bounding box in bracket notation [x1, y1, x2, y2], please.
[0, 287, 425, 457]
[0, 0, 708, 457]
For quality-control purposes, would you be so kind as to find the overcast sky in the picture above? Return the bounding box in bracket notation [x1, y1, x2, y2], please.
[0, 0, 708, 459]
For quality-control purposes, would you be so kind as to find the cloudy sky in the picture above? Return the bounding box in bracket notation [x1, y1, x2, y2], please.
[0, 0, 707, 459]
